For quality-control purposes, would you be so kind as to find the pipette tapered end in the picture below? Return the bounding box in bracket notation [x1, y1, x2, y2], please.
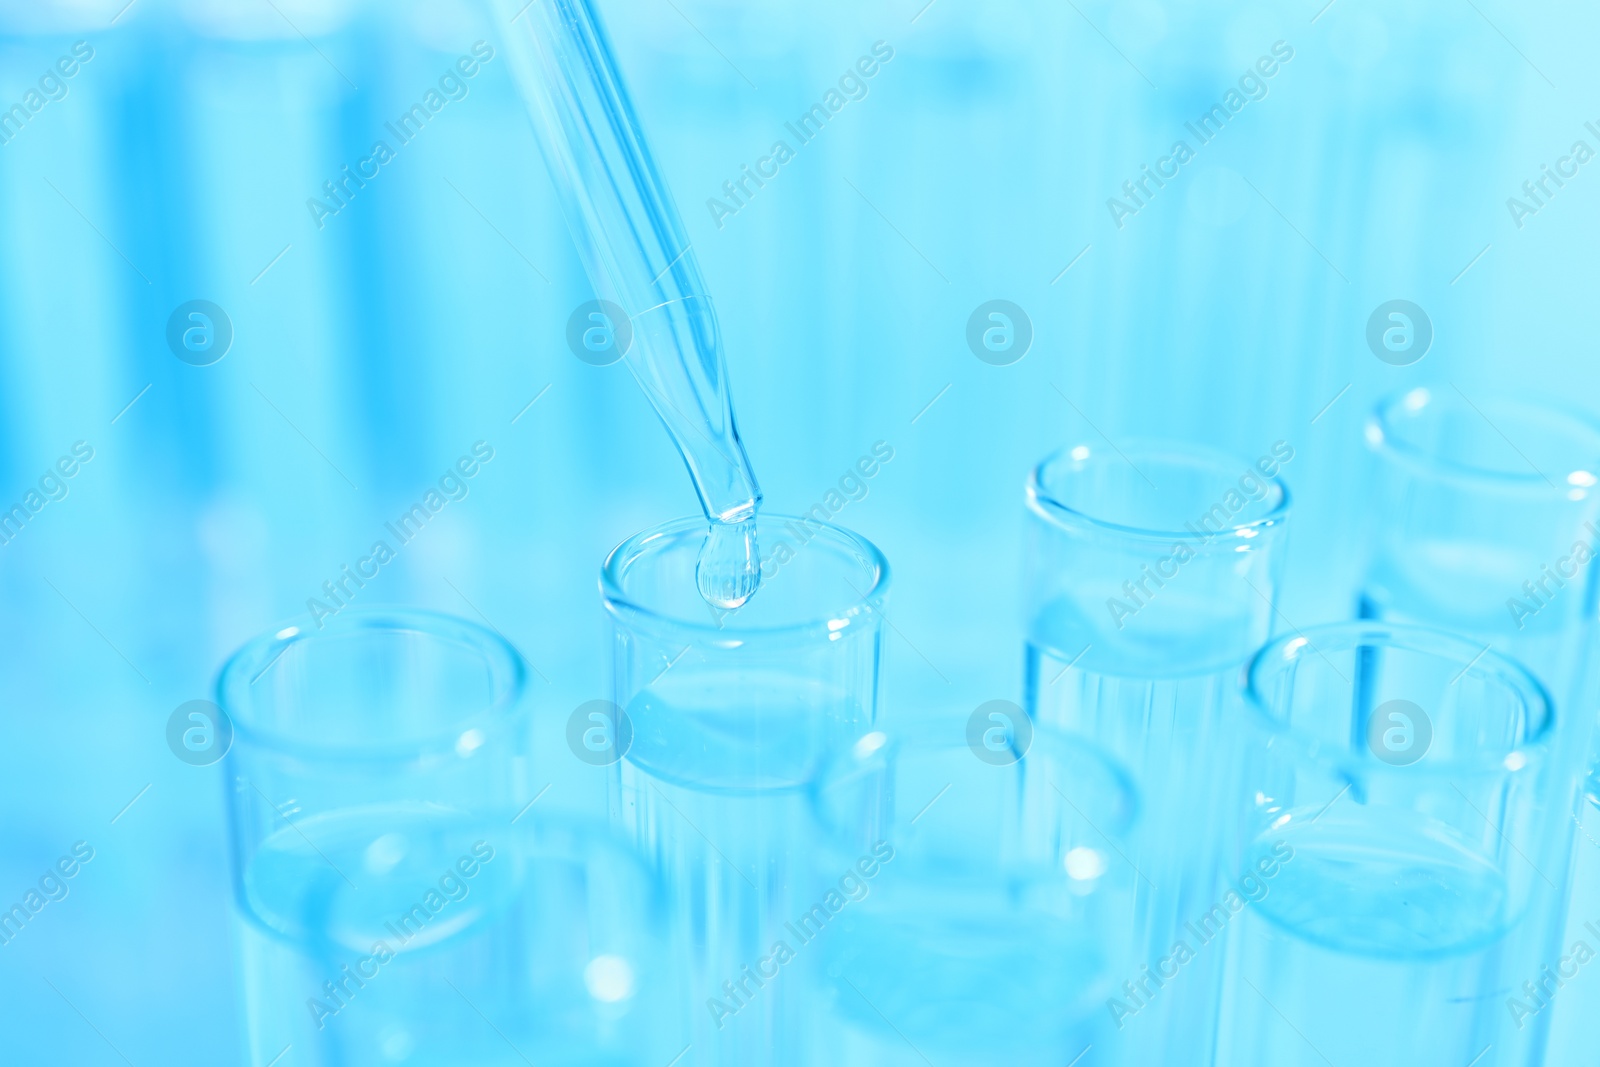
[696, 517, 761, 610]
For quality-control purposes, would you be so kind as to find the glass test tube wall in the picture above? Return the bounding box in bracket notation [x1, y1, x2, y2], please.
[601, 515, 888, 1067]
[218, 610, 522, 1064]
[1358, 387, 1600, 1060]
[806, 724, 1141, 1067]
[1222, 623, 1560, 1067]
[217, 609, 671, 1066]
[1022, 439, 1291, 1066]
[1360, 387, 1600, 694]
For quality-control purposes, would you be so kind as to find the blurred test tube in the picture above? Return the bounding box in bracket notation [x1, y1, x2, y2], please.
[599, 514, 887, 1065]
[1358, 386, 1600, 1061]
[1022, 438, 1291, 1065]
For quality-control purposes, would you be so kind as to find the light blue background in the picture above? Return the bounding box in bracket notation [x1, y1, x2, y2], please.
[1, 0, 1596, 1061]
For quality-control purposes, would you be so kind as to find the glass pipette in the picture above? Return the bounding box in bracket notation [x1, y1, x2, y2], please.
[498, 0, 763, 609]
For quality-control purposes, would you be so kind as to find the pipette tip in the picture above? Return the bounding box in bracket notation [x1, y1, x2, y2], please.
[696, 517, 761, 610]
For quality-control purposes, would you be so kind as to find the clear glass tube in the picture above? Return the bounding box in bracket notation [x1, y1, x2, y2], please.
[600, 514, 888, 1066]
[1360, 388, 1600, 1061]
[217, 610, 671, 1066]
[1220, 622, 1558, 1067]
[1022, 438, 1292, 1065]
[1360, 386, 1600, 691]
[492, 0, 760, 524]
[805, 725, 1140, 1066]
[1361, 387, 1600, 772]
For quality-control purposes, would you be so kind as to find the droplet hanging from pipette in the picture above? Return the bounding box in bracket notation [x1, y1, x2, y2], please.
[696, 517, 761, 610]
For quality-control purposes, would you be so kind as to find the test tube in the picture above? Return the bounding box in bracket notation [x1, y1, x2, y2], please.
[1360, 386, 1600, 696]
[600, 514, 888, 1066]
[1022, 438, 1292, 1064]
[804, 724, 1140, 1066]
[1361, 388, 1600, 1060]
[217, 610, 672, 1066]
[1220, 622, 1560, 1067]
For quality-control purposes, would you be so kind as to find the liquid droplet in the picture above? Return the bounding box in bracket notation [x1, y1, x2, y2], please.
[696, 518, 761, 610]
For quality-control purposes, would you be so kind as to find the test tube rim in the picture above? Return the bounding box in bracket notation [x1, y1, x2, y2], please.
[1368, 386, 1600, 498]
[215, 606, 529, 762]
[599, 513, 890, 641]
[1026, 438, 1291, 545]
[1241, 619, 1554, 781]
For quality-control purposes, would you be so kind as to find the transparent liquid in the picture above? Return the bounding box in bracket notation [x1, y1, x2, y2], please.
[1546, 803, 1600, 1062]
[237, 806, 657, 1067]
[1221, 819, 1521, 1067]
[616, 674, 867, 1066]
[695, 516, 761, 610]
[1025, 596, 1252, 1067]
[1355, 564, 1578, 1067]
[1362, 538, 1544, 636]
[815, 890, 1111, 1066]
[624, 668, 860, 791]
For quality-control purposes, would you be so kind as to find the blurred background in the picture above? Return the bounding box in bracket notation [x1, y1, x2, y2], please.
[1, 0, 1596, 1061]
